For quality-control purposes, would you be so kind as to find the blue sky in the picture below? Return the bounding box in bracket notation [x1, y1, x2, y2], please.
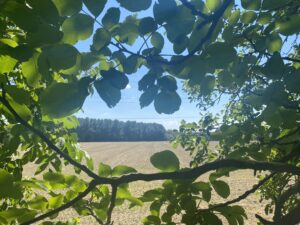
[75, 1, 227, 129]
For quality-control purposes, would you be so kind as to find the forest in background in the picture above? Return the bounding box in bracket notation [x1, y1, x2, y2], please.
[76, 118, 176, 141]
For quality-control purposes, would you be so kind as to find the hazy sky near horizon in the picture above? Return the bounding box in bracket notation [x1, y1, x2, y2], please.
[75, 1, 228, 129]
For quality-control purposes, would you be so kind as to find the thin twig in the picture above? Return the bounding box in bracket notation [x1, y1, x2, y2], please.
[106, 185, 117, 225]
[198, 173, 275, 212]
[20, 180, 97, 225]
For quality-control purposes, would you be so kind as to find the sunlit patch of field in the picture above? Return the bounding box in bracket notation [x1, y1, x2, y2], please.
[24, 142, 271, 225]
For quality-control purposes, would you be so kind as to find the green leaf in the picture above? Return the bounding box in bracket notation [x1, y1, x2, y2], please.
[191, 181, 211, 192]
[117, 20, 139, 45]
[173, 36, 189, 54]
[94, 79, 121, 108]
[49, 195, 64, 208]
[22, 53, 41, 87]
[187, 22, 209, 52]
[27, 22, 63, 47]
[94, 208, 107, 221]
[202, 212, 222, 225]
[276, 15, 300, 36]
[92, 28, 111, 51]
[285, 69, 300, 93]
[3, 94, 32, 122]
[83, 0, 107, 17]
[117, 0, 151, 12]
[165, 6, 195, 42]
[64, 175, 87, 192]
[154, 91, 181, 114]
[158, 76, 177, 91]
[140, 189, 163, 202]
[28, 196, 48, 211]
[112, 165, 137, 176]
[217, 206, 247, 225]
[138, 72, 157, 91]
[261, 52, 285, 79]
[241, 11, 257, 24]
[0, 208, 37, 224]
[0, 169, 22, 199]
[101, 68, 129, 89]
[153, 0, 177, 24]
[1, 1, 39, 32]
[40, 80, 90, 118]
[52, 0, 82, 16]
[211, 180, 230, 198]
[102, 7, 120, 29]
[80, 52, 99, 71]
[62, 14, 94, 44]
[139, 17, 158, 36]
[27, 0, 60, 25]
[266, 33, 282, 54]
[200, 75, 215, 96]
[262, 0, 292, 10]
[206, 0, 222, 12]
[98, 163, 111, 177]
[150, 150, 180, 172]
[0, 55, 17, 74]
[257, 12, 272, 25]
[143, 215, 161, 225]
[122, 55, 140, 74]
[41, 44, 79, 71]
[0, 38, 18, 47]
[241, 0, 261, 10]
[85, 154, 94, 171]
[43, 172, 65, 183]
[151, 32, 164, 50]
[203, 42, 236, 69]
[139, 85, 159, 108]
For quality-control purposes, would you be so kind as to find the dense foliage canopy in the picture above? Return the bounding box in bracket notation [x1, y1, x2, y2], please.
[76, 118, 167, 141]
[0, 0, 300, 225]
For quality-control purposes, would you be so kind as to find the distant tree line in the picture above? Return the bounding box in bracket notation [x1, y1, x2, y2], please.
[76, 118, 171, 142]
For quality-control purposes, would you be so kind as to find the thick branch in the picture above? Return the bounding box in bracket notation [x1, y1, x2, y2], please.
[114, 159, 300, 185]
[20, 180, 97, 225]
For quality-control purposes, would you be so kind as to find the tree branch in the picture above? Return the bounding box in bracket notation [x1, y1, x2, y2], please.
[0, 85, 107, 182]
[169, 0, 233, 64]
[114, 160, 300, 185]
[198, 173, 275, 213]
[106, 185, 117, 225]
[20, 180, 98, 225]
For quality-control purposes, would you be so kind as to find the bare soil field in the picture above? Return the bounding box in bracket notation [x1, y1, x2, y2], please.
[24, 141, 271, 225]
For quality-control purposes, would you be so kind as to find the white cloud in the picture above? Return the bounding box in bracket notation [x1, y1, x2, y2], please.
[125, 84, 131, 89]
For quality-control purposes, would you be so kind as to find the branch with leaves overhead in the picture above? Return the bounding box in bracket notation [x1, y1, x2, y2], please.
[1, 0, 300, 224]
[1, 87, 300, 224]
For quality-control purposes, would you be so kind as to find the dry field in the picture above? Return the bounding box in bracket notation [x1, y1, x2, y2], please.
[24, 142, 271, 225]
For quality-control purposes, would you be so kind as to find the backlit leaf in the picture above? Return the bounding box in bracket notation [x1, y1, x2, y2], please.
[83, 0, 107, 17]
[94, 79, 121, 107]
[150, 150, 180, 172]
[154, 91, 181, 114]
[52, 0, 82, 16]
[102, 7, 120, 29]
[62, 14, 94, 44]
[117, 0, 151, 12]
[112, 165, 137, 176]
